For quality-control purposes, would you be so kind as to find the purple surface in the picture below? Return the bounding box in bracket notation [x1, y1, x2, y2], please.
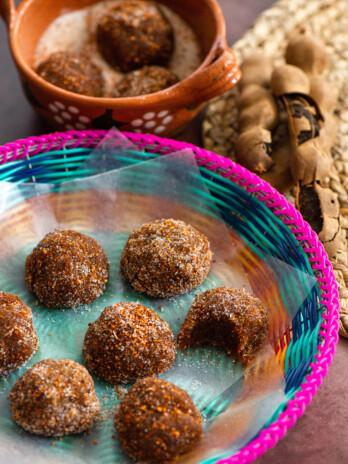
[0, 1, 347, 463]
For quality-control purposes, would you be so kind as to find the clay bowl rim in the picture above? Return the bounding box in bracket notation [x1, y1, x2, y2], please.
[9, 0, 229, 108]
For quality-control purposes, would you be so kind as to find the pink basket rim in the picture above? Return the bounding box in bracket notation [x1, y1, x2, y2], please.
[0, 129, 340, 464]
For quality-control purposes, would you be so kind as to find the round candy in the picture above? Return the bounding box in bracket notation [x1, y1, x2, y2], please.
[120, 219, 212, 297]
[36, 51, 104, 97]
[177, 287, 270, 363]
[0, 292, 38, 375]
[115, 378, 203, 463]
[114, 65, 178, 97]
[25, 230, 109, 309]
[9, 359, 100, 436]
[83, 302, 176, 384]
[97, 1, 173, 72]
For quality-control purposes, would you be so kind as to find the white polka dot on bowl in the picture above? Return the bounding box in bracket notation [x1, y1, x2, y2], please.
[162, 115, 173, 125]
[54, 101, 65, 110]
[143, 112, 155, 120]
[157, 110, 169, 118]
[48, 103, 59, 113]
[75, 122, 87, 130]
[78, 115, 90, 124]
[68, 106, 79, 114]
[61, 111, 72, 120]
[154, 125, 165, 134]
[54, 115, 64, 124]
[144, 121, 156, 129]
[131, 119, 143, 127]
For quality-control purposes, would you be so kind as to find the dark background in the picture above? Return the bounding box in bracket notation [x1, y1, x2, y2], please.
[0, 1, 347, 463]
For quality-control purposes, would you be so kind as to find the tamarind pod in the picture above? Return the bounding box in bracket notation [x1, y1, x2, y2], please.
[238, 98, 278, 132]
[318, 112, 338, 153]
[296, 182, 341, 258]
[320, 217, 342, 258]
[239, 53, 274, 90]
[277, 92, 328, 184]
[309, 75, 338, 113]
[234, 127, 274, 173]
[291, 141, 330, 185]
[280, 93, 323, 145]
[236, 54, 277, 174]
[285, 35, 329, 76]
[260, 144, 294, 193]
[238, 85, 274, 108]
[271, 65, 310, 96]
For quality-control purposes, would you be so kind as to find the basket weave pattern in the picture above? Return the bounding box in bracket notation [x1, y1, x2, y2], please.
[0, 130, 340, 464]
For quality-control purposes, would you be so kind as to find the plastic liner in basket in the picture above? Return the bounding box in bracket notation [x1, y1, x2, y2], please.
[0, 137, 316, 464]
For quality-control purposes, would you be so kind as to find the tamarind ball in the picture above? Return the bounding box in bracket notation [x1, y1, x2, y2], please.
[270, 64, 310, 96]
[285, 35, 329, 75]
[36, 52, 105, 97]
[97, 1, 173, 72]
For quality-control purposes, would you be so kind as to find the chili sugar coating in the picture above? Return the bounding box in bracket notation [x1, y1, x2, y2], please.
[83, 302, 176, 384]
[115, 377, 203, 463]
[25, 230, 109, 309]
[114, 65, 179, 97]
[0, 292, 38, 375]
[120, 219, 212, 297]
[9, 359, 101, 436]
[177, 287, 270, 364]
[36, 51, 105, 97]
[97, 1, 173, 72]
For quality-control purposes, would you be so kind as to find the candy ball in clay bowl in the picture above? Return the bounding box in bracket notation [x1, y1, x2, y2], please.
[1, 0, 241, 135]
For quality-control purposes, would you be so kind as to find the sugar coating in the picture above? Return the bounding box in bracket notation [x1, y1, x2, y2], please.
[83, 302, 176, 384]
[120, 219, 212, 298]
[25, 230, 109, 309]
[36, 51, 105, 97]
[96, 1, 174, 72]
[177, 287, 270, 364]
[0, 292, 38, 375]
[115, 377, 203, 463]
[9, 359, 101, 436]
[113, 65, 179, 97]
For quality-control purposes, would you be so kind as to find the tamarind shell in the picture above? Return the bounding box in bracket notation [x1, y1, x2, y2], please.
[291, 140, 330, 185]
[282, 93, 323, 144]
[260, 144, 294, 193]
[271, 65, 310, 96]
[296, 182, 341, 258]
[285, 35, 329, 76]
[234, 127, 274, 173]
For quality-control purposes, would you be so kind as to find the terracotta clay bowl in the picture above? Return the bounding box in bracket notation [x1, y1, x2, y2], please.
[0, 0, 241, 135]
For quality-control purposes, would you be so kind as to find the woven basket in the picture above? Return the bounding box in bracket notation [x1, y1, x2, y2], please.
[0, 130, 340, 464]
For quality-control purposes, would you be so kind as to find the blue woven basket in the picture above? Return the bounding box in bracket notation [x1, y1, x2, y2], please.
[0, 130, 339, 464]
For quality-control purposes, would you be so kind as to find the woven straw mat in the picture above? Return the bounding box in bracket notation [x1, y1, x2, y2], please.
[202, 0, 348, 338]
